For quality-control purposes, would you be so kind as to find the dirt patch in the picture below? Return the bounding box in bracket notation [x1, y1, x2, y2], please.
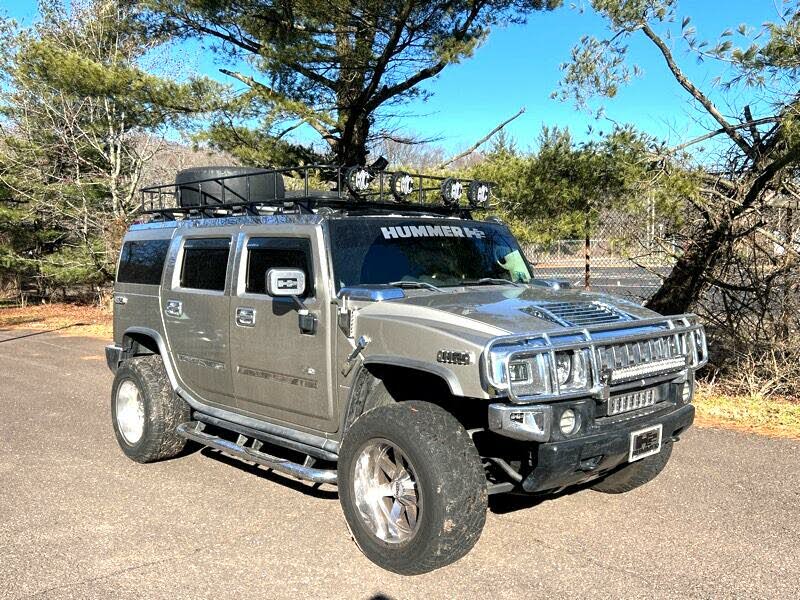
[0, 302, 112, 339]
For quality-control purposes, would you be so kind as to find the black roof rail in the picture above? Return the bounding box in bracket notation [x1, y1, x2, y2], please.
[138, 163, 494, 220]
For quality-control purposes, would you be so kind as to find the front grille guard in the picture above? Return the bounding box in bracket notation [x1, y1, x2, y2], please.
[483, 314, 708, 404]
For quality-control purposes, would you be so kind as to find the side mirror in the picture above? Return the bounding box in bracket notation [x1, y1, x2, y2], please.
[265, 268, 316, 335]
[266, 268, 306, 297]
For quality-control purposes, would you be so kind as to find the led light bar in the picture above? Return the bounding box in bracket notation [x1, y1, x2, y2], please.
[609, 356, 687, 384]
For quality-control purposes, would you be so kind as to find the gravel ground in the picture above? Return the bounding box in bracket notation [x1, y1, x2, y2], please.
[1, 330, 798, 599]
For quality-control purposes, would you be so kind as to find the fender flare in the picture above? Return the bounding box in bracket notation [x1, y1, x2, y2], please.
[362, 355, 464, 396]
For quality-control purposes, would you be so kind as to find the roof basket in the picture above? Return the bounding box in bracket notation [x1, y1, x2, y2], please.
[175, 166, 285, 208]
[138, 162, 495, 220]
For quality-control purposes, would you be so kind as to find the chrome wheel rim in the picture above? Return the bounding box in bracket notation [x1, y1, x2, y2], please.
[352, 439, 421, 544]
[116, 380, 145, 445]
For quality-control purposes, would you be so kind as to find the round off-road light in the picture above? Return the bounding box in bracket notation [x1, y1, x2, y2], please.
[467, 180, 491, 207]
[440, 177, 463, 206]
[345, 166, 372, 194]
[559, 409, 578, 435]
[390, 171, 415, 200]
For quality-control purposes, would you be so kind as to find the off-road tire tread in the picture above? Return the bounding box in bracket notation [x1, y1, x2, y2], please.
[591, 441, 673, 494]
[339, 401, 487, 575]
[112, 355, 189, 463]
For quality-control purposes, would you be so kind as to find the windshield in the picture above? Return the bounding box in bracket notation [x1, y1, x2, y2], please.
[328, 218, 532, 290]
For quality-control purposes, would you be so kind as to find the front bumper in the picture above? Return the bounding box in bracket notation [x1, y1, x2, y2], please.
[521, 403, 694, 493]
[105, 344, 123, 373]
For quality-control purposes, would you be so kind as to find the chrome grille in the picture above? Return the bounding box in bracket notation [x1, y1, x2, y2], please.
[607, 388, 658, 416]
[527, 302, 634, 327]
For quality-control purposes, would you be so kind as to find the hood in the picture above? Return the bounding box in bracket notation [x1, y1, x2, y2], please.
[390, 285, 658, 335]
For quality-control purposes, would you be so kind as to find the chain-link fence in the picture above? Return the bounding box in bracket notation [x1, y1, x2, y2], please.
[522, 210, 680, 303]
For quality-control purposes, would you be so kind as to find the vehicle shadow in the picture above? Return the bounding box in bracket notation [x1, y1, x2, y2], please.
[197, 446, 599, 511]
[199, 447, 339, 500]
[488, 480, 596, 515]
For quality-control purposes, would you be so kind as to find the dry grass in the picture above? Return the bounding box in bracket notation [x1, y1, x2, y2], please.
[694, 382, 800, 440]
[0, 302, 112, 338]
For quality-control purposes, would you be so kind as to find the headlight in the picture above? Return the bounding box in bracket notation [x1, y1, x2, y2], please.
[692, 327, 707, 365]
[554, 350, 588, 391]
[487, 341, 592, 399]
[555, 352, 572, 385]
[508, 355, 552, 396]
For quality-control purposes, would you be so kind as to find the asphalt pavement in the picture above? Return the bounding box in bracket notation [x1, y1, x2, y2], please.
[1, 329, 799, 599]
[533, 266, 670, 301]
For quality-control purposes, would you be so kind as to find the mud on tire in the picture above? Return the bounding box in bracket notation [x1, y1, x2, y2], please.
[338, 401, 488, 575]
[111, 355, 190, 463]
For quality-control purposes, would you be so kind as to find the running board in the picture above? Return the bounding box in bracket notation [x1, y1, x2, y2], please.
[176, 421, 338, 484]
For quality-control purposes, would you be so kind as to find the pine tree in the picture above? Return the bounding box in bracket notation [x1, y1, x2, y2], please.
[0, 0, 223, 294]
[147, 0, 561, 166]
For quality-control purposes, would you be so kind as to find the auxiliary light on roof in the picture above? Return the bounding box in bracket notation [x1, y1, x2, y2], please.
[346, 166, 373, 194]
[440, 178, 464, 206]
[390, 171, 415, 200]
[467, 180, 491, 208]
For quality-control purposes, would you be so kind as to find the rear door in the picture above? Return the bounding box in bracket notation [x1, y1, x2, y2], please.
[229, 230, 335, 432]
[162, 234, 235, 409]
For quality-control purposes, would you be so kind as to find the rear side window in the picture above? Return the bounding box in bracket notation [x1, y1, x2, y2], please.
[180, 238, 231, 291]
[245, 237, 314, 297]
[117, 239, 170, 285]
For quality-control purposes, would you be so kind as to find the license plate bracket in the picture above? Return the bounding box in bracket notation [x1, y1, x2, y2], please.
[628, 424, 663, 462]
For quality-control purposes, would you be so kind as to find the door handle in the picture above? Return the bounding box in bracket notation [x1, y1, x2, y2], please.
[165, 300, 183, 317]
[235, 307, 256, 327]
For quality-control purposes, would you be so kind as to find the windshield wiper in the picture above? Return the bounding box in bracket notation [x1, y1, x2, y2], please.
[388, 280, 445, 293]
[462, 277, 521, 287]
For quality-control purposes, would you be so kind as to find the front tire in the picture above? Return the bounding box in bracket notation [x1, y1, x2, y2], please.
[338, 401, 487, 575]
[111, 355, 190, 463]
[592, 441, 673, 494]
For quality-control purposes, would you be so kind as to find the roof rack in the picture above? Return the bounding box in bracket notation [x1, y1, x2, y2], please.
[139, 163, 494, 220]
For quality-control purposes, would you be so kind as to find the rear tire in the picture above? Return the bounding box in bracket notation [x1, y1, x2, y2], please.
[592, 441, 673, 494]
[111, 355, 190, 463]
[338, 401, 487, 575]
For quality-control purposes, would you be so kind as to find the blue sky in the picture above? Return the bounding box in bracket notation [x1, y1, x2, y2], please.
[2, 0, 781, 154]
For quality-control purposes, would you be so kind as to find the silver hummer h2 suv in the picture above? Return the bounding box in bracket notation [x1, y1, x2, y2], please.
[106, 164, 707, 575]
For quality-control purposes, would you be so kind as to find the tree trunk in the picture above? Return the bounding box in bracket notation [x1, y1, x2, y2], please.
[645, 225, 728, 315]
[335, 114, 370, 166]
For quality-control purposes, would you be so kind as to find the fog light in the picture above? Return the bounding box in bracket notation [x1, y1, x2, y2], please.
[560, 408, 578, 435]
[681, 382, 692, 403]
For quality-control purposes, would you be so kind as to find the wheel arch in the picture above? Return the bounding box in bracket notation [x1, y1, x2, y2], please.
[343, 360, 486, 434]
[119, 327, 180, 391]
[122, 330, 160, 356]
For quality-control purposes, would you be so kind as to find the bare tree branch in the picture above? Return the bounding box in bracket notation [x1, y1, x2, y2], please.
[641, 23, 755, 159]
[438, 107, 526, 169]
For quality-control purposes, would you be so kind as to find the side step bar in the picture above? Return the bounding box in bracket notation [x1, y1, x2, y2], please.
[176, 421, 338, 485]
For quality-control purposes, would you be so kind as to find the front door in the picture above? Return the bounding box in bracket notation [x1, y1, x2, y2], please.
[229, 233, 335, 432]
[162, 235, 234, 409]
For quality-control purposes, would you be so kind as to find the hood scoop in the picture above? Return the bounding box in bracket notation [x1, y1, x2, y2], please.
[522, 301, 635, 328]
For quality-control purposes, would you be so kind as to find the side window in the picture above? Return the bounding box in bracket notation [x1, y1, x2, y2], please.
[245, 237, 315, 297]
[180, 238, 231, 291]
[117, 239, 170, 285]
